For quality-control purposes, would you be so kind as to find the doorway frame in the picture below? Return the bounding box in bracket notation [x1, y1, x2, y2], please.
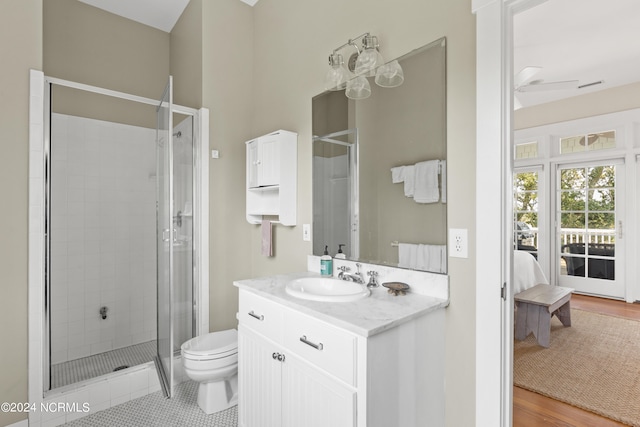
[474, 0, 547, 425]
[27, 70, 209, 419]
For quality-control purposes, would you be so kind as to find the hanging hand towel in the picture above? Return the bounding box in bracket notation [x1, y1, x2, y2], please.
[398, 243, 418, 269]
[403, 165, 415, 197]
[261, 220, 273, 256]
[413, 160, 439, 203]
[391, 166, 406, 183]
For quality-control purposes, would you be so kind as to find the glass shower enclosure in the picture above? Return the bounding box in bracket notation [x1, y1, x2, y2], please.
[155, 77, 194, 398]
[43, 75, 196, 398]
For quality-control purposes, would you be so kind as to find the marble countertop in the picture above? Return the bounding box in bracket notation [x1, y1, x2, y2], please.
[234, 271, 449, 337]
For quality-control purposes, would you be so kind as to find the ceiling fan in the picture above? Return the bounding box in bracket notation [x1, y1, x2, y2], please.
[515, 66, 580, 91]
[513, 66, 580, 109]
[513, 66, 605, 109]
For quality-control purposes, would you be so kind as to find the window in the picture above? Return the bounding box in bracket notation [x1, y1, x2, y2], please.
[515, 141, 538, 160]
[559, 130, 616, 154]
[514, 171, 539, 257]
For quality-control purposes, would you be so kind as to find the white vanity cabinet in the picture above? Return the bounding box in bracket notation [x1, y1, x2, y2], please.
[237, 287, 446, 427]
[238, 290, 355, 427]
[245, 130, 297, 226]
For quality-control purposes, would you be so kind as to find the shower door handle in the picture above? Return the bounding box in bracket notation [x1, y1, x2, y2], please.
[162, 228, 170, 242]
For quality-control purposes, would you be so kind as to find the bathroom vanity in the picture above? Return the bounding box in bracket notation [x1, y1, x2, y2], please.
[234, 267, 448, 427]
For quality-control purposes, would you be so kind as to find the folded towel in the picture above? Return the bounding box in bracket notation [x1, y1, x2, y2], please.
[440, 160, 447, 203]
[403, 165, 415, 197]
[399, 243, 445, 272]
[413, 160, 439, 203]
[261, 220, 273, 256]
[420, 244, 446, 273]
[398, 243, 418, 269]
[391, 166, 406, 183]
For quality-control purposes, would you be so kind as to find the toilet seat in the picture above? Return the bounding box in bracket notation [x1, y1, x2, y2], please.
[181, 329, 238, 361]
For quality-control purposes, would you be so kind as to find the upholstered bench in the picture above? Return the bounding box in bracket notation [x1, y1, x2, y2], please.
[514, 284, 573, 348]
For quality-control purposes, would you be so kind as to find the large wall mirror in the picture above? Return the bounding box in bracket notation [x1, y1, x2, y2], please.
[312, 37, 447, 273]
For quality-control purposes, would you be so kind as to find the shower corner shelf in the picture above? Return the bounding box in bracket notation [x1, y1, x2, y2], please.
[246, 130, 297, 226]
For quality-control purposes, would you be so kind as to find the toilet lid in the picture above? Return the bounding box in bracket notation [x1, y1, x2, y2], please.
[181, 329, 238, 357]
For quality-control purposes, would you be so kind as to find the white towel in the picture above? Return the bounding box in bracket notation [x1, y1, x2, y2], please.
[403, 165, 415, 197]
[398, 243, 418, 269]
[423, 244, 446, 273]
[391, 166, 405, 183]
[413, 160, 440, 203]
[440, 160, 447, 203]
[399, 243, 446, 272]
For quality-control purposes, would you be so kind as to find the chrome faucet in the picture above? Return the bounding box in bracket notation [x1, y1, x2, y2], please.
[338, 263, 365, 284]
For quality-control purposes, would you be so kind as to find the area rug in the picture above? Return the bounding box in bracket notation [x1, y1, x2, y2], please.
[514, 308, 640, 427]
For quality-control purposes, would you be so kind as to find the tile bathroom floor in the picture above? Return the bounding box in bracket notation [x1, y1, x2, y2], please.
[63, 380, 237, 427]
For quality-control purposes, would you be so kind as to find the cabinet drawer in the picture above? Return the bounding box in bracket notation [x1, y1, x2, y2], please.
[284, 311, 357, 386]
[238, 290, 284, 344]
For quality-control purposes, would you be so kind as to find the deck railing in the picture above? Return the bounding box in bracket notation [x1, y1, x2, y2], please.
[517, 227, 616, 249]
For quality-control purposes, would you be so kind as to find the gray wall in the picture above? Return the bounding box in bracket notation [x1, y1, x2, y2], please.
[0, 2, 42, 425]
[249, 1, 477, 425]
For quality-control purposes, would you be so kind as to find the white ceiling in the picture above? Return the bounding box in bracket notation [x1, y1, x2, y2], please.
[78, 0, 259, 33]
[514, 0, 640, 108]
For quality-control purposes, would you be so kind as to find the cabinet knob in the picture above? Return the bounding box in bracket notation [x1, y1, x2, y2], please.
[272, 352, 278, 360]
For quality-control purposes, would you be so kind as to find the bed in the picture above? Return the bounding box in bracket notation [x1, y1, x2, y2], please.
[513, 250, 548, 294]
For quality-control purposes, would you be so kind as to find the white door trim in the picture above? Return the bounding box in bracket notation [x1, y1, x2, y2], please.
[474, 0, 547, 425]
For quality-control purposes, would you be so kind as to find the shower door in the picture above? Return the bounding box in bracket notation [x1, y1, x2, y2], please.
[156, 78, 174, 397]
[156, 77, 196, 398]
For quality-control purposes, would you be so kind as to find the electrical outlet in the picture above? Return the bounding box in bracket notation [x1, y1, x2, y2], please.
[449, 228, 468, 258]
[302, 224, 311, 241]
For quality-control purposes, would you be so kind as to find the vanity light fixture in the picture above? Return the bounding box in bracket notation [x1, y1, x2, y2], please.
[324, 32, 404, 100]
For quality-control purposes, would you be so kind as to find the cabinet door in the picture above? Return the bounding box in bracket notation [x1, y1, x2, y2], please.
[257, 137, 280, 187]
[246, 141, 260, 188]
[238, 326, 282, 427]
[282, 354, 356, 427]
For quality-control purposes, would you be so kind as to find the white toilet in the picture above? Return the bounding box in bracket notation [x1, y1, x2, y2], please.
[181, 329, 239, 414]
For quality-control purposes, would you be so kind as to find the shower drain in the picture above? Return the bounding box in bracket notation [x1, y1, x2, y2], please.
[113, 365, 129, 372]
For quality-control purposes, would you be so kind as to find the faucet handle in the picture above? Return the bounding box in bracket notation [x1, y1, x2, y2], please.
[338, 266, 350, 272]
[366, 270, 379, 288]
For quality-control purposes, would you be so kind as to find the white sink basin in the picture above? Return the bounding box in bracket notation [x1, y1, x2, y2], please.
[285, 277, 370, 302]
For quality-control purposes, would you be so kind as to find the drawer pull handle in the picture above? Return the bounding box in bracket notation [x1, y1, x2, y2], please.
[300, 335, 323, 351]
[248, 311, 264, 321]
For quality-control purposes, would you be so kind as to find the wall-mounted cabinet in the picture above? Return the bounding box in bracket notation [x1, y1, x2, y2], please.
[246, 130, 297, 226]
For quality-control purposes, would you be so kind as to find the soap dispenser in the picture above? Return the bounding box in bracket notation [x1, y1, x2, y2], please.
[335, 244, 346, 259]
[320, 245, 333, 276]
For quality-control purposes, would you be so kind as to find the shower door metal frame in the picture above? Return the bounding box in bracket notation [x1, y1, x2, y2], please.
[41, 75, 207, 396]
[312, 128, 360, 260]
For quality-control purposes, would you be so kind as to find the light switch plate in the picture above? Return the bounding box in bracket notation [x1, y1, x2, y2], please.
[449, 228, 468, 258]
[303, 224, 311, 241]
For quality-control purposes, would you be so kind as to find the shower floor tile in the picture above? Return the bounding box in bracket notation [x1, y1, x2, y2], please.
[52, 340, 157, 389]
[64, 380, 237, 427]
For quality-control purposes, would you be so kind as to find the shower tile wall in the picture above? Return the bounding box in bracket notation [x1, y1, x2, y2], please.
[50, 113, 157, 364]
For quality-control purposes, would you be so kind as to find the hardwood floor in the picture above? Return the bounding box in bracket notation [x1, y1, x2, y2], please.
[513, 294, 640, 427]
